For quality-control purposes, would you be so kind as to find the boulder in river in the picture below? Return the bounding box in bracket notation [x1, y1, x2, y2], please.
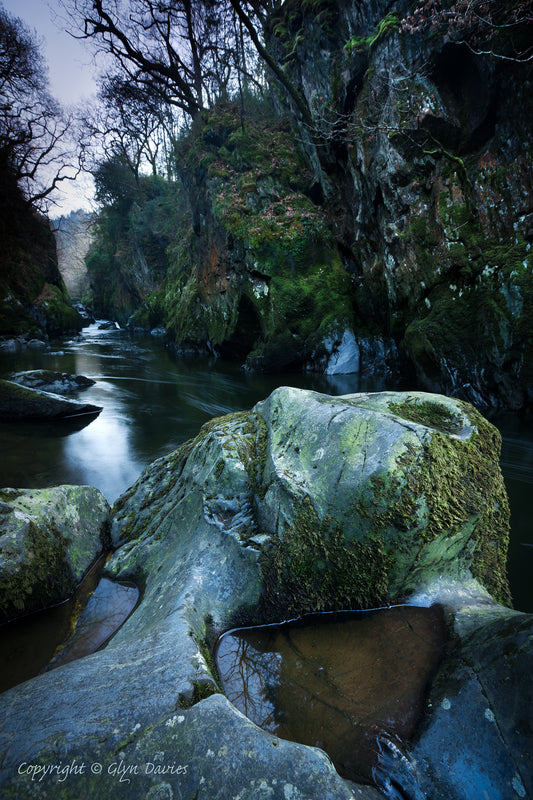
[9, 370, 95, 395]
[0, 485, 110, 623]
[0, 379, 102, 420]
[0, 388, 525, 800]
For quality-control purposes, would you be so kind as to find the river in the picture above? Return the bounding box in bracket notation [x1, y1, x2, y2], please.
[1, 323, 531, 612]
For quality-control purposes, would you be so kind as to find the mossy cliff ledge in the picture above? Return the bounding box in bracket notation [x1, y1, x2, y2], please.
[267, 0, 533, 410]
[0, 485, 110, 623]
[1, 388, 529, 800]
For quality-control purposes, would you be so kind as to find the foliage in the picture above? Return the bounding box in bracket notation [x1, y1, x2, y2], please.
[86, 168, 188, 321]
[400, 0, 533, 61]
[344, 12, 401, 55]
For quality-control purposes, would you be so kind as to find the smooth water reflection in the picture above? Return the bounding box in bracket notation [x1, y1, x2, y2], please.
[216, 605, 447, 784]
[0, 554, 138, 693]
[0, 324, 393, 503]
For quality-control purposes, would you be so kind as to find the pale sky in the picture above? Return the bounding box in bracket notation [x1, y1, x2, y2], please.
[1, 0, 98, 213]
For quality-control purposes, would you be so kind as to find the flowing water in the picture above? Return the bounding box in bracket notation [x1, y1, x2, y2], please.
[0, 322, 531, 607]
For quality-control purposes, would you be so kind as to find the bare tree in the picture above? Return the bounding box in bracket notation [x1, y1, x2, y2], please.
[0, 6, 81, 209]
[66, 0, 242, 118]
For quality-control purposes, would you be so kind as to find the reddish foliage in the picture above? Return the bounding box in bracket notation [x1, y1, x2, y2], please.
[400, 0, 533, 60]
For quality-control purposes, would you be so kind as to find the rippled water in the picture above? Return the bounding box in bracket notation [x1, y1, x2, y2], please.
[0, 324, 531, 611]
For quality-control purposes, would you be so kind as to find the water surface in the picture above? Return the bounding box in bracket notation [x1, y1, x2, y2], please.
[215, 605, 447, 784]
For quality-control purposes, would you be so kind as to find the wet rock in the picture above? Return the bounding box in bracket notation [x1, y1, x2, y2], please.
[98, 320, 119, 330]
[372, 579, 533, 800]
[73, 304, 95, 325]
[0, 379, 102, 420]
[9, 370, 95, 395]
[0, 485, 110, 623]
[323, 329, 360, 375]
[0, 389, 517, 799]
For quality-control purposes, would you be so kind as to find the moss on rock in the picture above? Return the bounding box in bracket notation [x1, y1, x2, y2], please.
[0, 486, 110, 622]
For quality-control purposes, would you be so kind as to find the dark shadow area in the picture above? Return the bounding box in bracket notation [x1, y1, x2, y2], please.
[217, 295, 264, 361]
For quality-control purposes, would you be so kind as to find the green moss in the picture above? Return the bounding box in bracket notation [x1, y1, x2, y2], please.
[0, 519, 72, 622]
[388, 399, 463, 434]
[344, 12, 400, 54]
[361, 407, 511, 606]
[258, 497, 391, 620]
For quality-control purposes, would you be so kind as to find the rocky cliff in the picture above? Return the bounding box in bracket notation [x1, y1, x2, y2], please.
[268, 0, 533, 411]
[54, 210, 94, 304]
[0, 169, 83, 338]
[86, 0, 533, 412]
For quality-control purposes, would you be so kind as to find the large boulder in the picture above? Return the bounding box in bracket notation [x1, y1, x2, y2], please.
[0, 379, 102, 420]
[0, 485, 110, 622]
[0, 388, 521, 800]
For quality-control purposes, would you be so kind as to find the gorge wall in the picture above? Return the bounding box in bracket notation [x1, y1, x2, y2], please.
[0, 169, 83, 339]
[54, 210, 94, 304]
[85, 0, 533, 413]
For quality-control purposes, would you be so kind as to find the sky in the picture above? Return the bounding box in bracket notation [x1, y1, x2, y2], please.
[1, 0, 98, 214]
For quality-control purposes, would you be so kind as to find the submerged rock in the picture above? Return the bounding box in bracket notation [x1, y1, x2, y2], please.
[0, 485, 110, 623]
[0, 379, 102, 420]
[0, 388, 522, 800]
[9, 370, 95, 395]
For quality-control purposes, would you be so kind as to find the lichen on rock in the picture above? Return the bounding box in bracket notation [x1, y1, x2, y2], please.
[0, 485, 110, 623]
[0, 388, 521, 800]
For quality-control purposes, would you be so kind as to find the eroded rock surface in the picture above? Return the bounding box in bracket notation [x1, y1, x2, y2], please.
[0, 485, 110, 623]
[0, 388, 526, 800]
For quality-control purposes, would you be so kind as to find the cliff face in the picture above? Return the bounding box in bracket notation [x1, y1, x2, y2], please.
[0, 170, 83, 338]
[54, 210, 94, 304]
[98, 105, 357, 372]
[269, 0, 533, 410]
[162, 105, 354, 371]
[86, 1, 533, 411]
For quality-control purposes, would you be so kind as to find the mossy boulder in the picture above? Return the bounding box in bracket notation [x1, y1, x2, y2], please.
[0, 485, 110, 623]
[0, 389, 518, 800]
[0, 379, 102, 420]
[108, 387, 510, 624]
[254, 387, 510, 616]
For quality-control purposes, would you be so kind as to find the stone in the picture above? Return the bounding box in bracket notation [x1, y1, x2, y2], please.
[372, 578, 533, 800]
[323, 329, 360, 375]
[0, 485, 110, 623]
[0, 389, 519, 800]
[0, 379, 102, 420]
[9, 370, 95, 395]
[98, 320, 119, 330]
[253, 387, 510, 616]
